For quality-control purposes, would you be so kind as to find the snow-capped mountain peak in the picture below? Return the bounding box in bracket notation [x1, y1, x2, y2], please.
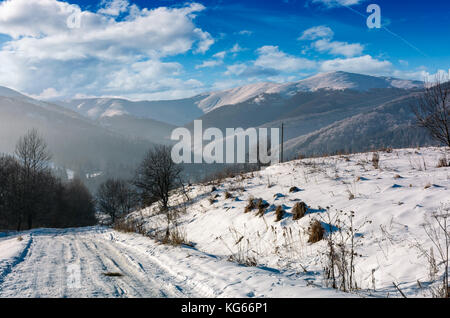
[195, 82, 284, 113]
[1, 72, 424, 126]
[291, 71, 423, 92]
[195, 71, 424, 113]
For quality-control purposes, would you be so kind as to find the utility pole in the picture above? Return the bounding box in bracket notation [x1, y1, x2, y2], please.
[280, 123, 284, 163]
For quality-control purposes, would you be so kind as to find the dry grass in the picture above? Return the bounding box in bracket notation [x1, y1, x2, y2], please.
[17, 236, 23, 241]
[275, 206, 285, 222]
[437, 157, 449, 168]
[372, 152, 380, 169]
[224, 191, 232, 199]
[308, 220, 325, 243]
[113, 218, 147, 236]
[292, 202, 307, 220]
[161, 227, 189, 246]
[289, 186, 301, 193]
[244, 197, 256, 213]
[255, 199, 269, 217]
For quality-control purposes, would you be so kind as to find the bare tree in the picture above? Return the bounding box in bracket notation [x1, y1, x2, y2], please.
[15, 128, 52, 175]
[14, 129, 52, 229]
[97, 178, 138, 224]
[0, 155, 22, 230]
[134, 145, 183, 236]
[412, 74, 450, 147]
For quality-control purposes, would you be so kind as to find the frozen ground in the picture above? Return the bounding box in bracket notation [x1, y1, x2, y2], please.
[1, 147, 448, 298]
[131, 147, 450, 298]
[0, 227, 348, 298]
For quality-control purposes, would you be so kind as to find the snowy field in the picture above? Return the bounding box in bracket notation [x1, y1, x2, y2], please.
[131, 147, 450, 298]
[0, 227, 348, 298]
[0, 147, 448, 298]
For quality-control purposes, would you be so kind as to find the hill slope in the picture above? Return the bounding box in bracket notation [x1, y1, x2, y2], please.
[129, 146, 450, 298]
[0, 89, 152, 187]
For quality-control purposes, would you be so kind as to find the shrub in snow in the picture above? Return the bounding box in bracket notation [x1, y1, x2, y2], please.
[372, 152, 380, 169]
[308, 220, 325, 243]
[437, 157, 449, 168]
[255, 199, 269, 217]
[292, 202, 307, 220]
[275, 206, 285, 222]
[244, 197, 256, 213]
[289, 186, 301, 193]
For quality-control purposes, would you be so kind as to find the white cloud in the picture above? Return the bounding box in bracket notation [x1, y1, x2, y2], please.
[224, 64, 248, 76]
[320, 55, 392, 75]
[195, 50, 227, 69]
[195, 43, 246, 70]
[196, 59, 223, 69]
[213, 51, 226, 59]
[299, 26, 334, 40]
[300, 25, 364, 57]
[313, 39, 364, 57]
[392, 68, 450, 82]
[238, 30, 253, 36]
[311, 0, 364, 8]
[223, 46, 315, 81]
[0, 0, 212, 99]
[230, 43, 244, 53]
[31, 87, 64, 100]
[98, 0, 129, 16]
[255, 46, 316, 72]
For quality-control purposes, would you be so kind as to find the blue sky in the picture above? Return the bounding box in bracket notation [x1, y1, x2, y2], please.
[0, 0, 448, 100]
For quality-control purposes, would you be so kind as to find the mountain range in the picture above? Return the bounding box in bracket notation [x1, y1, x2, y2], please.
[58, 71, 424, 124]
[0, 71, 435, 185]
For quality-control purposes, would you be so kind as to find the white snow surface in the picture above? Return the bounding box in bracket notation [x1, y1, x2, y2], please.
[0, 228, 348, 298]
[1, 147, 447, 298]
[130, 147, 449, 298]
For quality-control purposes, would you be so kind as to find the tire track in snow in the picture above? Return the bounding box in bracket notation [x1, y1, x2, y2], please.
[80, 236, 168, 297]
[0, 235, 33, 288]
[0, 228, 202, 297]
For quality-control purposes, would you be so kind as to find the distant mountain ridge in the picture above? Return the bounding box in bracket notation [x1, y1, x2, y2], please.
[0, 71, 433, 179]
[195, 71, 423, 113]
[56, 71, 424, 125]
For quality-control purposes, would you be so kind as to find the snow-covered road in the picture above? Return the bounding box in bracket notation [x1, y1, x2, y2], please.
[0, 228, 199, 297]
[0, 227, 347, 298]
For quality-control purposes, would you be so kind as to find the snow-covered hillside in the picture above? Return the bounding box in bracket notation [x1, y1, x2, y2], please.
[1, 147, 448, 298]
[130, 147, 450, 298]
[196, 71, 423, 113]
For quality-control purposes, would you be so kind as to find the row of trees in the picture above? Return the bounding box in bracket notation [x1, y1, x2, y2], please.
[0, 129, 96, 230]
[0, 130, 181, 231]
[96, 145, 182, 234]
